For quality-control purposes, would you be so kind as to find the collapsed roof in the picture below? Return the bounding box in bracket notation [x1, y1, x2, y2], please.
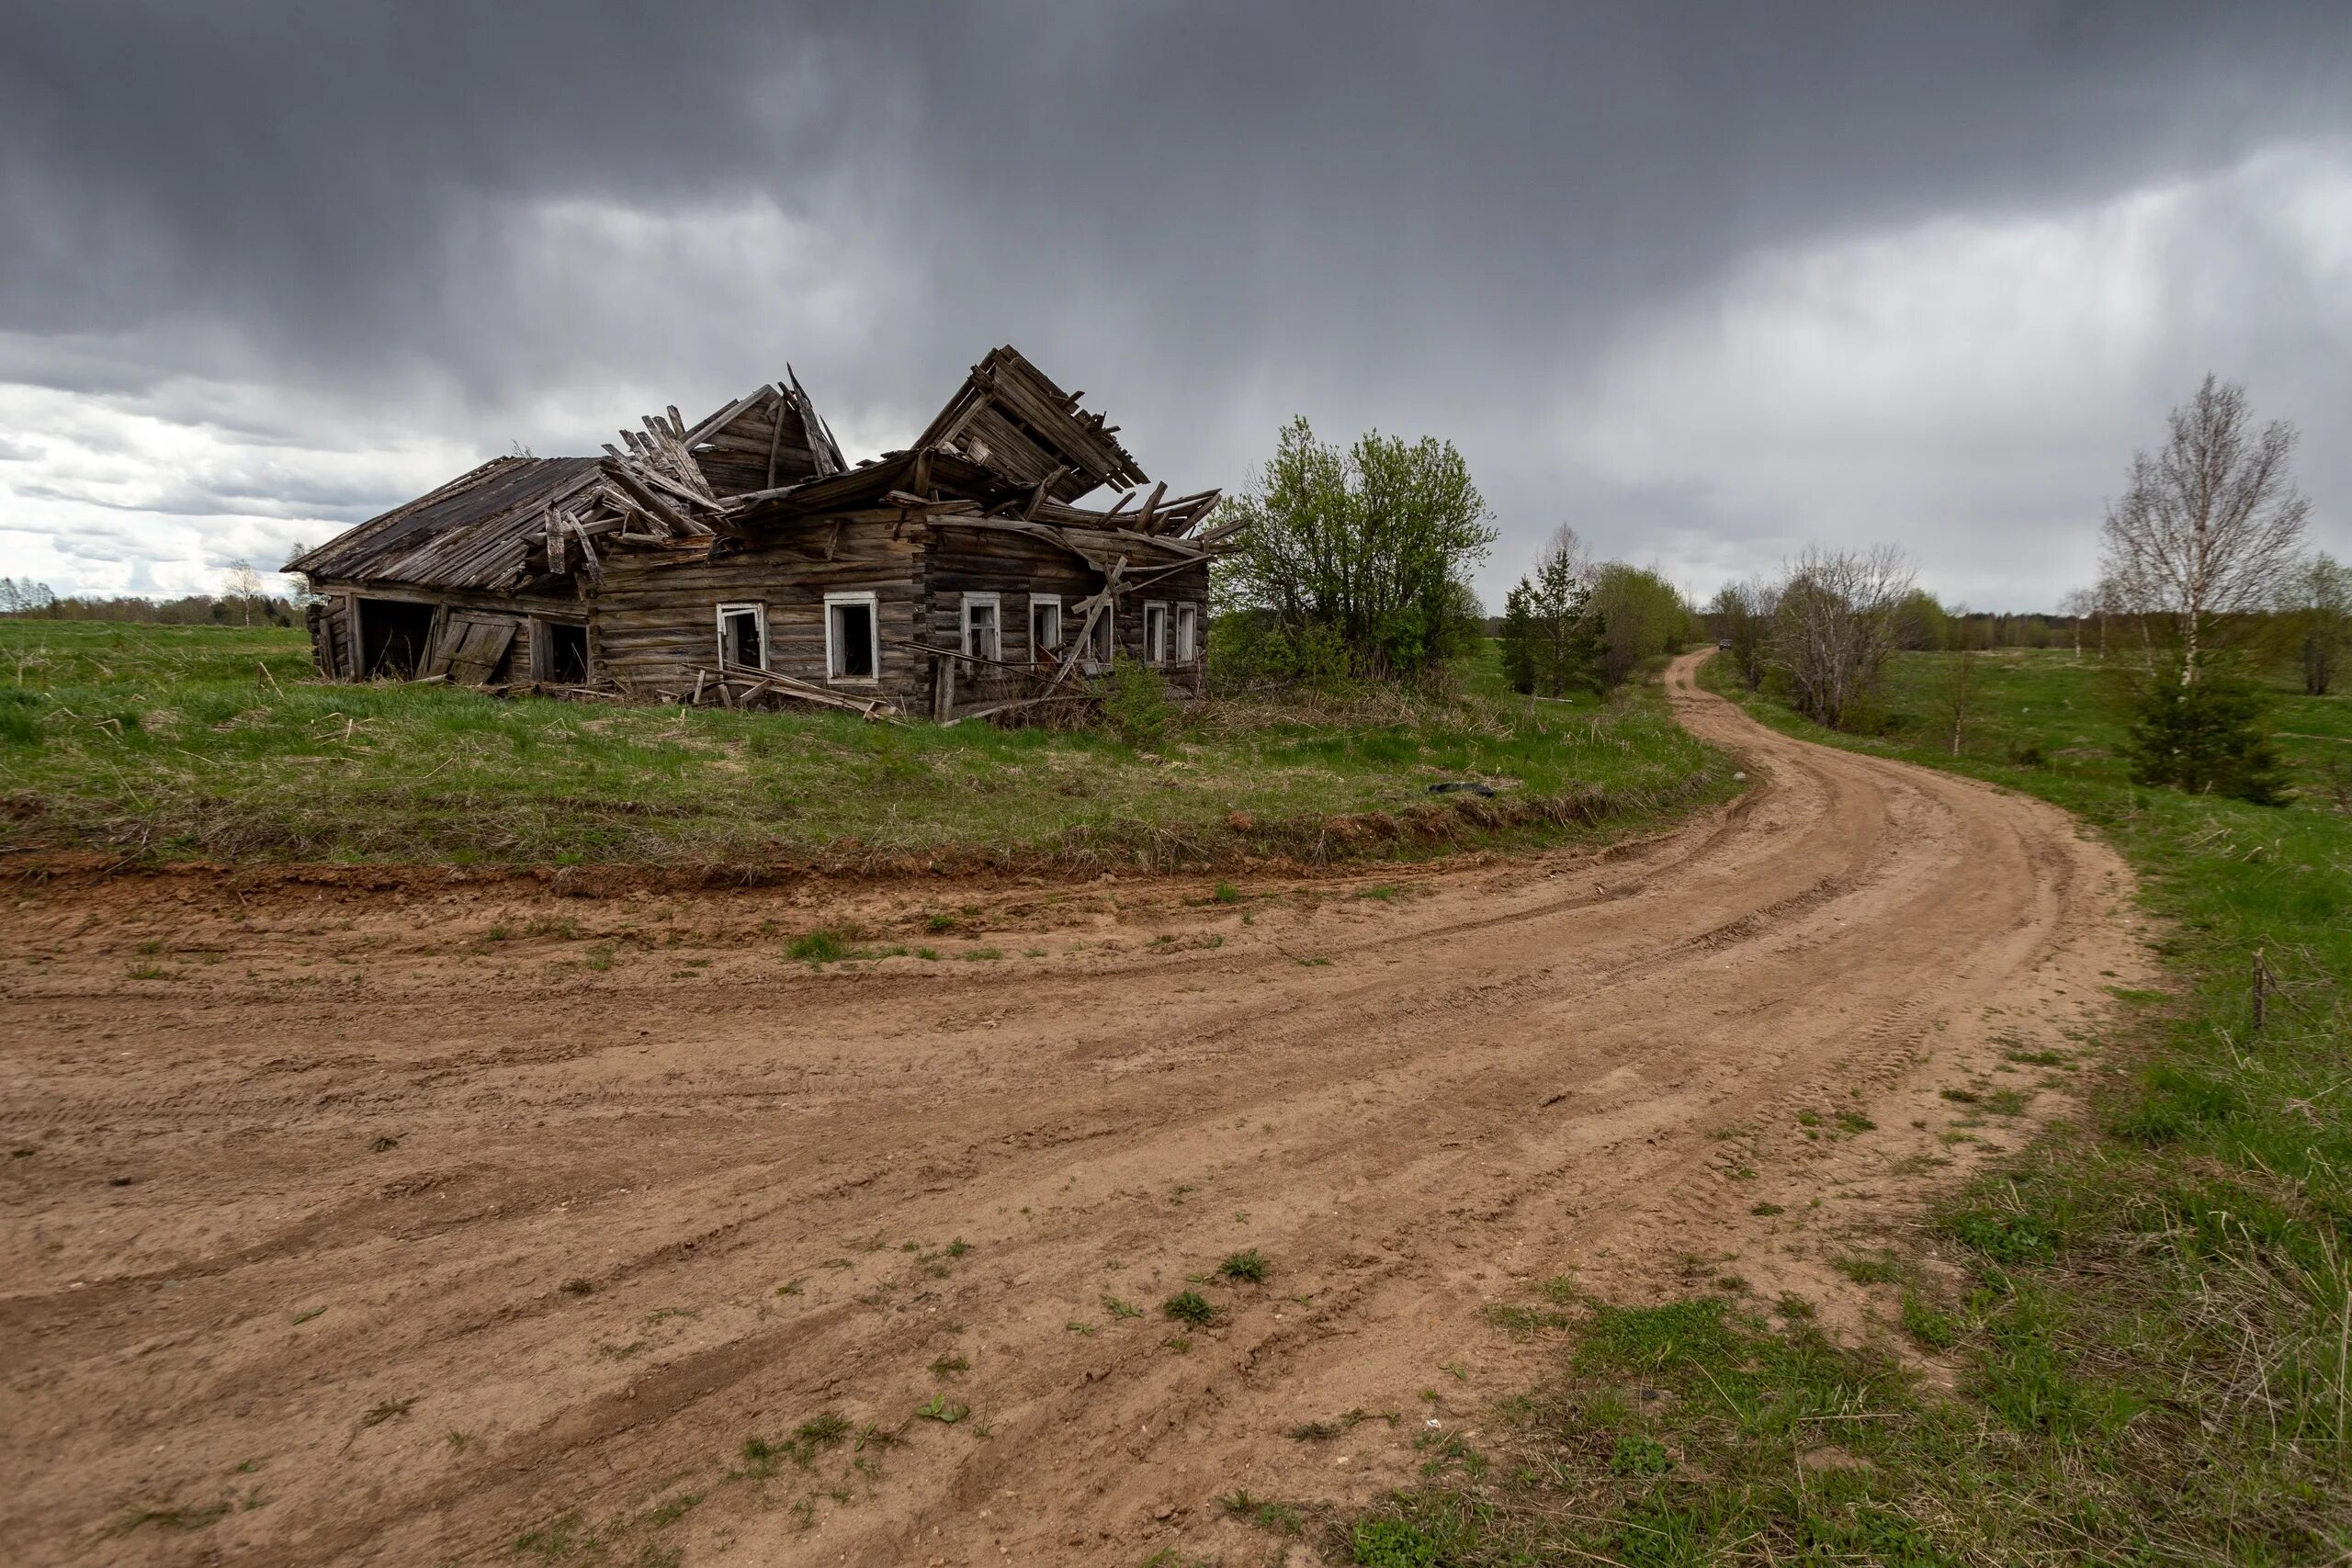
[288, 346, 1227, 592]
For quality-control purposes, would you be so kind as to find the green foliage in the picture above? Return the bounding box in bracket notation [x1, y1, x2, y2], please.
[2126, 666, 2289, 805]
[1216, 416, 1497, 679]
[1498, 529, 1604, 697]
[1204, 610, 1353, 691]
[1099, 654, 1172, 747]
[1216, 1248, 1269, 1282]
[1587, 563, 1690, 689]
[1708, 578, 1776, 689]
[2281, 551, 2349, 695]
[1891, 588, 1953, 650]
[1160, 1290, 1216, 1326]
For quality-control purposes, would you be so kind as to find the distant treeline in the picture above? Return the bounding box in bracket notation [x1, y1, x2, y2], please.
[0, 579, 301, 627]
[1702, 595, 2085, 652]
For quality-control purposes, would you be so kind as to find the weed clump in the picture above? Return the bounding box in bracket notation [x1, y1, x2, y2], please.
[1161, 1291, 1216, 1327]
[1216, 1248, 1269, 1283]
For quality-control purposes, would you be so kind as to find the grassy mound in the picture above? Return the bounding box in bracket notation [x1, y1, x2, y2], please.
[0, 622, 1731, 869]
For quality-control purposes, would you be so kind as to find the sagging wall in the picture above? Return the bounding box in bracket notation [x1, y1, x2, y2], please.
[306, 581, 588, 684]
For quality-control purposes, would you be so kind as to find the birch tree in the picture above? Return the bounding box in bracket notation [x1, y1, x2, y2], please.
[2098, 375, 2309, 683]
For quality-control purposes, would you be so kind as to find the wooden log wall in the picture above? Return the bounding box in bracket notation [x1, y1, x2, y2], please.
[304, 521, 1211, 718]
[916, 530, 1210, 714]
[590, 519, 929, 703]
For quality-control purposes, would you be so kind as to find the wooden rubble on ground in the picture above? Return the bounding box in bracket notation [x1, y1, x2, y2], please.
[288, 346, 1234, 722]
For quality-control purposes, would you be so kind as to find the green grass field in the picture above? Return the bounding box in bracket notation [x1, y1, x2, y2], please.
[0, 621, 1730, 868]
[1343, 649, 2352, 1564]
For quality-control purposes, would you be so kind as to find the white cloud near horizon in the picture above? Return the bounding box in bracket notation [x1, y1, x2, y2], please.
[1547, 140, 2352, 611]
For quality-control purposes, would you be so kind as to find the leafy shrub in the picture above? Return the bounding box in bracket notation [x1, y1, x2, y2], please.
[1101, 655, 1172, 747]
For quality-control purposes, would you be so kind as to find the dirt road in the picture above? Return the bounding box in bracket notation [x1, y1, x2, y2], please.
[0, 651, 2146, 1566]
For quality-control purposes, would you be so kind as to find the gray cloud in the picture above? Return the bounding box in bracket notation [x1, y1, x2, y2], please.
[2, 2, 2349, 604]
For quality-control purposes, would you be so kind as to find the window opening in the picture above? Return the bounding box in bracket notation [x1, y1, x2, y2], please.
[962, 593, 1001, 663]
[826, 593, 878, 679]
[1029, 595, 1062, 661]
[717, 603, 766, 670]
[543, 622, 589, 684]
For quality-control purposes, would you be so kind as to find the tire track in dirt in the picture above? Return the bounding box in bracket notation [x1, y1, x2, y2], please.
[0, 651, 2150, 1566]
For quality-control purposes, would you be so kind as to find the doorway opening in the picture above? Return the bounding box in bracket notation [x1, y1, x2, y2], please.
[541, 622, 590, 684]
[356, 598, 435, 679]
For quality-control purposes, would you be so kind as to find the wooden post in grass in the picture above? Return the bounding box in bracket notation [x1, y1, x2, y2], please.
[2252, 948, 2267, 1032]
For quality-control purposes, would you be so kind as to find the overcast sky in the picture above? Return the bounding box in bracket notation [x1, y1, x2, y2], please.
[2, 2, 2346, 610]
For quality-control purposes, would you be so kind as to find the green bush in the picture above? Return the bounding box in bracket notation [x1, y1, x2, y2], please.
[1100, 655, 1172, 747]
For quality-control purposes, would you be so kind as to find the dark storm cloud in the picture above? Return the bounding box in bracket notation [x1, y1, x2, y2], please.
[2, 2, 2348, 600]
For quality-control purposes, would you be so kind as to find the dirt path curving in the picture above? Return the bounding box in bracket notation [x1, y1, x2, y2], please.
[0, 651, 2150, 1566]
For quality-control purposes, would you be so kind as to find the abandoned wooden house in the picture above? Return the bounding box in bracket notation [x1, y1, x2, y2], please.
[288, 347, 1231, 721]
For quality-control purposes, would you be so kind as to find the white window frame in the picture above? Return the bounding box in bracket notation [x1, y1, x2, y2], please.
[823, 591, 881, 682]
[1175, 603, 1199, 663]
[715, 602, 767, 671]
[1143, 601, 1171, 665]
[1028, 593, 1062, 662]
[960, 592, 1002, 664]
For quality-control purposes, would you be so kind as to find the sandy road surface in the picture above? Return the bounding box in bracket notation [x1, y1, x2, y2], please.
[0, 652, 2147, 1566]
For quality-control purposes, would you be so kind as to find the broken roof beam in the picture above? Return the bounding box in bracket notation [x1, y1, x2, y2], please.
[602, 460, 720, 537]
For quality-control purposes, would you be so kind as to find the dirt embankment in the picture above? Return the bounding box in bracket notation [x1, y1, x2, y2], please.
[0, 651, 2150, 1566]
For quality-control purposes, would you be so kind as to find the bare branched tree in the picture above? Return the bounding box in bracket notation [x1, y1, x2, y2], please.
[2098, 374, 2309, 683]
[1939, 603, 1980, 755]
[224, 559, 264, 626]
[1768, 545, 1914, 730]
[2056, 587, 2094, 661]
